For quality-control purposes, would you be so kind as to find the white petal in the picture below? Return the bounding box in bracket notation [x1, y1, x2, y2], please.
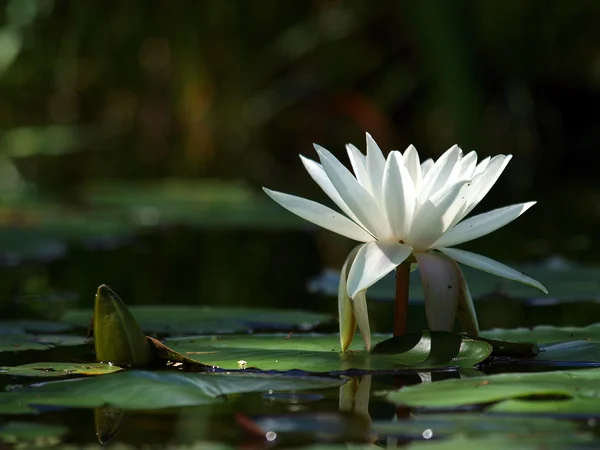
[383, 151, 416, 239]
[459, 151, 478, 179]
[346, 143, 371, 192]
[403, 144, 421, 189]
[347, 241, 413, 298]
[439, 247, 548, 294]
[263, 188, 373, 242]
[315, 145, 392, 239]
[407, 181, 469, 250]
[300, 155, 364, 227]
[421, 158, 434, 176]
[451, 259, 479, 335]
[473, 156, 491, 176]
[418, 145, 463, 201]
[415, 252, 458, 331]
[365, 133, 386, 204]
[433, 201, 536, 248]
[462, 155, 512, 217]
[338, 245, 362, 352]
[351, 289, 372, 352]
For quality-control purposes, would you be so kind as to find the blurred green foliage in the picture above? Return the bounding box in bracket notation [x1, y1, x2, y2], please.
[0, 0, 599, 314]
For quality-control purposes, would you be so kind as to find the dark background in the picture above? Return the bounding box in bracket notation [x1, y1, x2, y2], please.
[1, 0, 600, 318]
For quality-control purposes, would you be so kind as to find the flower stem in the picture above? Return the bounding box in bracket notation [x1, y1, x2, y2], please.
[394, 262, 410, 336]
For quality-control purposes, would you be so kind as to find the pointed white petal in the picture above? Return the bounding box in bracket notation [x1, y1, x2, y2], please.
[263, 188, 373, 242]
[433, 201, 536, 248]
[338, 245, 362, 352]
[346, 143, 371, 192]
[365, 133, 386, 204]
[421, 158, 434, 176]
[408, 181, 469, 250]
[315, 145, 392, 239]
[462, 155, 512, 217]
[473, 156, 491, 176]
[347, 241, 413, 298]
[300, 155, 365, 227]
[415, 252, 459, 331]
[352, 289, 372, 352]
[418, 145, 463, 201]
[459, 151, 478, 179]
[451, 259, 479, 335]
[403, 144, 422, 189]
[439, 247, 548, 294]
[383, 151, 416, 240]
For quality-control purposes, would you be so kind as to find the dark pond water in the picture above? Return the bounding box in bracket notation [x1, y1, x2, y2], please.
[2, 228, 600, 449]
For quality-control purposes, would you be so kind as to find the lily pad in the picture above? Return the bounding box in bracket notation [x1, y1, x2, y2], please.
[0, 334, 89, 352]
[0, 421, 68, 445]
[0, 362, 121, 377]
[0, 370, 343, 412]
[83, 180, 303, 229]
[165, 332, 492, 372]
[0, 320, 74, 335]
[386, 367, 600, 415]
[407, 434, 597, 450]
[61, 306, 333, 335]
[482, 323, 600, 344]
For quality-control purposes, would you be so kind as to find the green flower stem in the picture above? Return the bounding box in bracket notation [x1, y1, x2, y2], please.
[394, 262, 410, 336]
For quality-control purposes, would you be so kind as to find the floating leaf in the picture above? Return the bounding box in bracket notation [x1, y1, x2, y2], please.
[83, 180, 303, 229]
[0, 421, 68, 445]
[165, 332, 492, 372]
[63, 305, 333, 335]
[0, 362, 121, 377]
[0, 370, 343, 412]
[482, 323, 600, 344]
[386, 367, 600, 415]
[0, 334, 88, 352]
[373, 413, 591, 449]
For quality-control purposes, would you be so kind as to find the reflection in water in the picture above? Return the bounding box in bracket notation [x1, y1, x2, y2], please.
[94, 407, 127, 444]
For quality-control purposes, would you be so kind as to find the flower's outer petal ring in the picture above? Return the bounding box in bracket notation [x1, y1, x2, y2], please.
[433, 202, 536, 248]
[451, 259, 479, 336]
[439, 247, 548, 294]
[415, 252, 459, 331]
[347, 241, 413, 299]
[263, 188, 373, 242]
[351, 289, 372, 352]
[315, 145, 392, 239]
[338, 245, 362, 352]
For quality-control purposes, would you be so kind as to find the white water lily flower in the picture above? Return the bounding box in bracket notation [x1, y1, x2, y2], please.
[263, 133, 547, 352]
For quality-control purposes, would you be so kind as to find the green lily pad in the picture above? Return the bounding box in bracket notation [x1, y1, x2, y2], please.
[407, 434, 596, 450]
[482, 323, 600, 344]
[0, 421, 68, 445]
[373, 413, 577, 438]
[0, 320, 74, 335]
[83, 180, 303, 229]
[1, 362, 121, 377]
[0, 370, 342, 412]
[373, 413, 594, 449]
[165, 332, 493, 372]
[0, 334, 89, 352]
[61, 306, 333, 335]
[386, 367, 600, 414]
[480, 324, 600, 364]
